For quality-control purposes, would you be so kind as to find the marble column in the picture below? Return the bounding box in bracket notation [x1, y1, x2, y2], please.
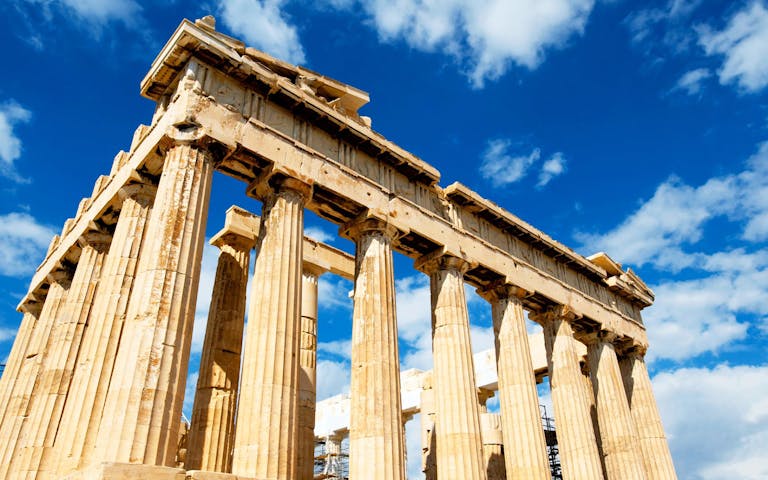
[12, 232, 110, 479]
[96, 141, 213, 467]
[186, 229, 254, 472]
[620, 349, 678, 480]
[587, 333, 647, 480]
[55, 182, 156, 474]
[538, 307, 605, 480]
[481, 285, 550, 480]
[0, 270, 69, 480]
[0, 303, 42, 436]
[479, 413, 506, 480]
[344, 218, 405, 480]
[232, 177, 310, 479]
[416, 254, 487, 480]
[297, 265, 321, 480]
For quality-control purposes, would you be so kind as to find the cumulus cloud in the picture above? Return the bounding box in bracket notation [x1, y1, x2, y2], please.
[654, 364, 768, 479]
[217, 0, 306, 65]
[479, 139, 567, 188]
[327, 0, 595, 87]
[698, 1, 768, 93]
[316, 358, 350, 400]
[0, 212, 56, 277]
[0, 100, 32, 183]
[577, 142, 768, 361]
[673, 67, 711, 95]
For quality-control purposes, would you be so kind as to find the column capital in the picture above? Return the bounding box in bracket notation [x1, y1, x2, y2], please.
[414, 249, 472, 276]
[78, 231, 112, 253]
[530, 304, 581, 324]
[582, 329, 619, 346]
[619, 344, 648, 359]
[476, 281, 531, 303]
[211, 231, 256, 251]
[46, 268, 73, 289]
[247, 170, 313, 204]
[118, 181, 158, 205]
[302, 262, 326, 278]
[340, 214, 400, 242]
[19, 300, 43, 317]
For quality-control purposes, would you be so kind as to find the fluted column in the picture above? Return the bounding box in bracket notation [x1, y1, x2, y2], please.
[620, 349, 678, 480]
[343, 217, 405, 480]
[96, 141, 214, 467]
[0, 303, 42, 436]
[480, 413, 506, 480]
[538, 307, 605, 480]
[186, 230, 254, 472]
[55, 182, 156, 474]
[297, 265, 321, 479]
[587, 333, 646, 480]
[481, 285, 550, 480]
[232, 176, 310, 479]
[12, 232, 110, 479]
[0, 271, 69, 480]
[416, 254, 487, 480]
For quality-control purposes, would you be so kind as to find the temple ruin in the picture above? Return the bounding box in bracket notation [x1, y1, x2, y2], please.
[0, 16, 677, 480]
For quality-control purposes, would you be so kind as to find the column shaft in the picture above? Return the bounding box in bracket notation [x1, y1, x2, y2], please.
[420, 386, 437, 480]
[232, 178, 309, 479]
[588, 337, 647, 480]
[486, 287, 550, 480]
[96, 142, 213, 466]
[420, 255, 486, 480]
[0, 307, 40, 434]
[55, 183, 155, 474]
[479, 413, 506, 480]
[297, 267, 320, 479]
[346, 219, 405, 480]
[541, 311, 605, 480]
[186, 236, 251, 472]
[620, 352, 678, 480]
[0, 273, 69, 479]
[12, 237, 109, 479]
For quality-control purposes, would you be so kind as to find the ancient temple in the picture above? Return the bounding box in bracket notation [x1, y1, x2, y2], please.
[0, 16, 677, 480]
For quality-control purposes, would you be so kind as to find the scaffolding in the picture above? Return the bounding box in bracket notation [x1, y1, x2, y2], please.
[541, 405, 563, 480]
[314, 437, 349, 480]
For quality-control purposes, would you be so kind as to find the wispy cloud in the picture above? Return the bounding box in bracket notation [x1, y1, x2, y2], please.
[0, 212, 56, 277]
[672, 67, 711, 95]
[217, 0, 306, 65]
[0, 100, 32, 183]
[325, 0, 595, 87]
[654, 364, 768, 479]
[19, 0, 142, 29]
[698, 1, 768, 93]
[576, 142, 768, 361]
[479, 139, 567, 188]
[304, 226, 335, 244]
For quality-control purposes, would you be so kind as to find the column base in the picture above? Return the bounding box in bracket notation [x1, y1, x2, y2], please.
[63, 463, 186, 480]
[61, 464, 267, 480]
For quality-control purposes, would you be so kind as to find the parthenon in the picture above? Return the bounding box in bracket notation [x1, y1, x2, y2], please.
[0, 16, 677, 480]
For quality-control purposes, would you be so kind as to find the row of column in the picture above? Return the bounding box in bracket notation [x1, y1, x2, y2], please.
[0, 136, 677, 480]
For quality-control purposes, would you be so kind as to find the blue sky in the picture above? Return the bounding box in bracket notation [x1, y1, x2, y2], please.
[1, 0, 767, 478]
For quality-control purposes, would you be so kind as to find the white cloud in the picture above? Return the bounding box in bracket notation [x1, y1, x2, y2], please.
[217, 0, 306, 65]
[316, 358, 350, 401]
[625, 0, 701, 53]
[0, 100, 32, 183]
[537, 152, 567, 187]
[317, 338, 352, 359]
[673, 67, 711, 95]
[191, 242, 221, 355]
[0, 212, 56, 277]
[328, 0, 594, 87]
[318, 275, 353, 311]
[0, 328, 18, 343]
[698, 1, 768, 93]
[405, 413, 422, 479]
[304, 225, 335, 243]
[577, 142, 768, 361]
[22, 0, 141, 27]
[479, 139, 567, 188]
[654, 363, 768, 479]
[479, 140, 540, 187]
